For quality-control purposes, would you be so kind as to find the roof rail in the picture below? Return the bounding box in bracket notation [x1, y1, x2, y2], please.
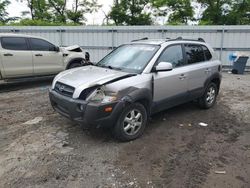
[131, 37, 148, 42]
[167, 37, 205, 42]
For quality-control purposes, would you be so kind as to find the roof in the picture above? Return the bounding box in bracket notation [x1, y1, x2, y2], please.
[0, 33, 46, 40]
[131, 37, 206, 45]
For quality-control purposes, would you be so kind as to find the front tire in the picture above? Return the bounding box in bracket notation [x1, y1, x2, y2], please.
[113, 103, 147, 142]
[67, 59, 84, 69]
[68, 62, 81, 69]
[198, 82, 218, 109]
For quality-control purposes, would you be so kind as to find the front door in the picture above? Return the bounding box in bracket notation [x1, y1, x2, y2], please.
[0, 37, 33, 78]
[153, 44, 188, 112]
[29, 38, 64, 75]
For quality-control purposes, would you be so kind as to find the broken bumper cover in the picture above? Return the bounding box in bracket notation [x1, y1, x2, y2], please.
[49, 89, 124, 128]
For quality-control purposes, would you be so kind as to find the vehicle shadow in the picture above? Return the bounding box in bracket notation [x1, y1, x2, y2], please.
[0, 78, 53, 93]
[81, 101, 203, 143]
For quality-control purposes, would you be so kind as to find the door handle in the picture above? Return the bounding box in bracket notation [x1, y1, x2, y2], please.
[35, 54, 43, 56]
[3, 53, 13, 56]
[178, 74, 186, 80]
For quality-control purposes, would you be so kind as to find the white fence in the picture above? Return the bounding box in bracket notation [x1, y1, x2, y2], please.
[0, 25, 250, 66]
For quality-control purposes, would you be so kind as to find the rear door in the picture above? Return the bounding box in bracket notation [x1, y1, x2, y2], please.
[153, 44, 189, 112]
[183, 44, 212, 98]
[0, 37, 33, 78]
[29, 38, 64, 75]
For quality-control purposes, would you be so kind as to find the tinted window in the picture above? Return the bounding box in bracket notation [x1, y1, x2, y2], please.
[185, 44, 205, 64]
[157, 45, 185, 67]
[202, 46, 212, 60]
[30, 38, 55, 51]
[1, 37, 28, 50]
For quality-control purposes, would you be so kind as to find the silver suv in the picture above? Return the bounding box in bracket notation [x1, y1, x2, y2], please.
[49, 37, 222, 141]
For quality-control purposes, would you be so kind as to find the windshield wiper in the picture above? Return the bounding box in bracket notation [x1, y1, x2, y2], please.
[99, 65, 122, 70]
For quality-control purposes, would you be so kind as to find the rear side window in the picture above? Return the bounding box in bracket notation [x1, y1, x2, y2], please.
[1, 37, 28, 50]
[30, 38, 55, 51]
[184, 44, 205, 64]
[157, 45, 185, 67]
[202, 46, 212, 60]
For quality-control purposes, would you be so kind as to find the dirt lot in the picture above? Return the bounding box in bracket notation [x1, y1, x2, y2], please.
[0, 73, 250, 188]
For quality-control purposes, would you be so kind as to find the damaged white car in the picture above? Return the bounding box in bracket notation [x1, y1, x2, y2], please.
[0, 33, 89, 81]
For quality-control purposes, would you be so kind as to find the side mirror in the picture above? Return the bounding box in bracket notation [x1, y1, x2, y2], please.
[154, 62, 173, 72]
[85, 52, 90, 62]
[54, 46, 60, 52]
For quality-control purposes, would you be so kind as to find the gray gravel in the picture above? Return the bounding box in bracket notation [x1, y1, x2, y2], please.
[0, 72, 250, 188]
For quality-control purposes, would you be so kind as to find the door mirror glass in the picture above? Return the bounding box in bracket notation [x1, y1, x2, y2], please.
[155, 62, 173, 72]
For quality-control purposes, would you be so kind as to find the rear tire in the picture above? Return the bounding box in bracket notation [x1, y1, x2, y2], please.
[113, 103, 147, 142]
[198, 82, 218, 109]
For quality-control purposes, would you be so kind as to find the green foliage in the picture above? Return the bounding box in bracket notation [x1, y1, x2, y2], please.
[66, 0, 101, 24]
[13, 0, 100, 25]
[226, 0, 250, 25]
[0, 0, 10, 23]
[197, 0, 250, 25]
[48, 0, 67, 23]
[151, 0, 194, 24]
[109, 0, 152, 25]
[196, 0, 232, 25]
[7, 19, 80, 26]
[1, 0, 250, 26]
[24, 0, 52, 20]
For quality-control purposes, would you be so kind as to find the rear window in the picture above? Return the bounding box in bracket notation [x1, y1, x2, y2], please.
[184, 44, 205, 64]
[1, 37, 28, 50]
[202, 45, 212, 60]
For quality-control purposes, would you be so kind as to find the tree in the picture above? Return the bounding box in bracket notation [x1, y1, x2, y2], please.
[196, 0, 233, 25]
[0, 0, 10, 23]
[226, 0, 250, 24]
[48, 0, 67, 23]
[109, 0, 152, 25]
[66, 0, 101, 24]
[151, 0, 194, 24]
[17, 0, 52, 21]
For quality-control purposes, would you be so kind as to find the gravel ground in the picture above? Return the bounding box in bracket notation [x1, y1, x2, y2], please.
[0, 73, 250, 188]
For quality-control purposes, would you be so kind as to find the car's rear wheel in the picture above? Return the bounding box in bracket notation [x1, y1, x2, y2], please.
[113, 103, 147, 142]
[198, 82, 218, 109]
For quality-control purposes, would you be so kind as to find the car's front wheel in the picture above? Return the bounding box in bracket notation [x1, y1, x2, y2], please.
[199, 82, 218, 109]
[67, 59, 84, 69]
[113, 103, 147, 142]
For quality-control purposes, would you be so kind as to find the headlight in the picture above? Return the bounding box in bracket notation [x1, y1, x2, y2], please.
[86, 88, 117, 103]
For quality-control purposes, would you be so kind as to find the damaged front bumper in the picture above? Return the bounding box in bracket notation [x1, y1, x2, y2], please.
[49, 89, 124, 128]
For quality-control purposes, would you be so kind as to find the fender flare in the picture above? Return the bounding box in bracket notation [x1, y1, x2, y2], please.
[66, 58, 85, 69]
[204, 72, 222, 93]
[120, 87, 153, 115]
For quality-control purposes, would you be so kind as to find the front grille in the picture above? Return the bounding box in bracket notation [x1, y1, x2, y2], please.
[54, 82, 75, 97]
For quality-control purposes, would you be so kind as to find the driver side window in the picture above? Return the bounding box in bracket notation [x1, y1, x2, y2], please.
[157, 45, 185, 68]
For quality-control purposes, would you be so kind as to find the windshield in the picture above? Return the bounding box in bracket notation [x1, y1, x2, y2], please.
[97, 44, 160, 73]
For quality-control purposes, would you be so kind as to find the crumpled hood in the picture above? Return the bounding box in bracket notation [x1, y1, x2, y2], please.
[53, 66, 134, 98]
[60, 45, 83, 52]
